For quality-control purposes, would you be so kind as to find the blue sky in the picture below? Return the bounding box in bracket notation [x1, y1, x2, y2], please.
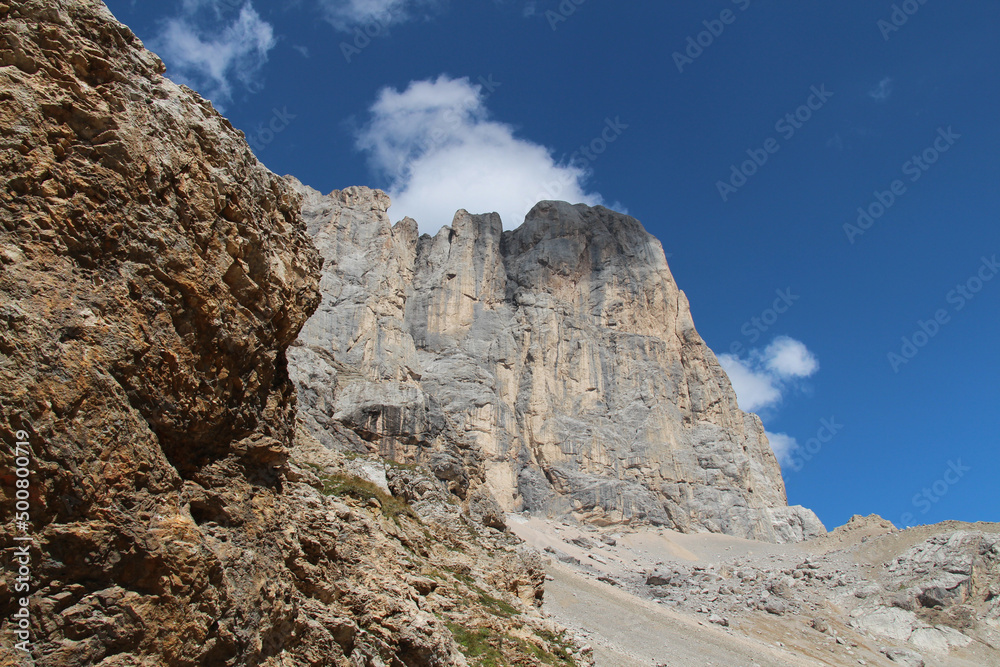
[104, 0, 1000, 531]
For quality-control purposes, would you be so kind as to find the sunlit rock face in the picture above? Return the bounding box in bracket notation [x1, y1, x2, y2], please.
[289, 186, 825, 543]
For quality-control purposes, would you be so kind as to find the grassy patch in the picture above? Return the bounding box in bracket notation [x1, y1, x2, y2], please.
[533, 629, 579, 666]
[477, 592, 520, 618]
[445, 567, 475, 587]
[384, 458, 421, 471]
[515, 637, 577, 666]
[318, 472, 419, 524]
[447, 624, 576, 666]
[439, 566, 519, 617]
[443, 568, 521, 618]
[446, 624, 508, 667]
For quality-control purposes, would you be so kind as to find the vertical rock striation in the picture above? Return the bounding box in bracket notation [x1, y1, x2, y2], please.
[289, 187, 825, 543]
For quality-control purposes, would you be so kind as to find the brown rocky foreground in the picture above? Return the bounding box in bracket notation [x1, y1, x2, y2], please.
[0, 1, 589, 664]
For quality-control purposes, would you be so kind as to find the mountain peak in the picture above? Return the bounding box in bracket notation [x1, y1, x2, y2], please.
[290, 190, 826, 543]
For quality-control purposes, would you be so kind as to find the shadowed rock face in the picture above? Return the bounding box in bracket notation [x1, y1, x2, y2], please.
[288, 186, 825, 543]
[0, 0, 328, 662]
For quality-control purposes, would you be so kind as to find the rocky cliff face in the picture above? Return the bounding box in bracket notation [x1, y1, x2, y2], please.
[0, 2, 587, 665]
[288, 185, 825, 543]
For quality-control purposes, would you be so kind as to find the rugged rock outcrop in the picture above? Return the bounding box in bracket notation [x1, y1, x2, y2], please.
[288, 184, 825, 543]
[850, 528, 1000, 654]
[0, 2, 588, 665]
[512, 514, 1000, 666]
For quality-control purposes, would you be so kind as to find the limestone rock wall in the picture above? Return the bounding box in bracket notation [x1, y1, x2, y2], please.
[288, 187, 825, 543]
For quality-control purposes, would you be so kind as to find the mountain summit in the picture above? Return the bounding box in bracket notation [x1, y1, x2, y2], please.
[287, 183, 825, 543]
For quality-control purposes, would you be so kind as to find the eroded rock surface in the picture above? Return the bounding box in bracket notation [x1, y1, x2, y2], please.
[0, 2, 588, 665]
[288, 184, 824, 543]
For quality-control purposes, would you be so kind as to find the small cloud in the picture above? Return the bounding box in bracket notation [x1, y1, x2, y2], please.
[178, 0, 226, 18]
[150, 2, 276, 106]
[764, 336, 819, 378]
[292, 44, 310, 58]
[765, 431, 799, 466]
[718, 354, 782, 412]
[317, 0, 444, 32]
[721, 337, 818, 467]
[355, 75, 606, 233]
[868, 77, 893, 103]
[718, 336, 819, 414]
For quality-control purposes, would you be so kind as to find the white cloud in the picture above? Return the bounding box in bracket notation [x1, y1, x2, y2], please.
[868, 77, 893, 103]
[355, 75, 605, 233]
[718, 336, 819, 413]
[151, 2, 275, 106]
[765, 431, 799, 466]
[317, 0, 441, 31]
[718, 354, 782, 412]
[764, 336, 820, 378]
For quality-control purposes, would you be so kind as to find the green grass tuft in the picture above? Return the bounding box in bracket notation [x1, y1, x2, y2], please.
[476, 592, 520, 618]
[317, 472, 419, 524]
[446, 624, 508, 666]
[532, 629, 579, 666]
[447, 623, 577, 666]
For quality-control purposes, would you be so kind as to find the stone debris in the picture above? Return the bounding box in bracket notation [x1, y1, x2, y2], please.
[880, 647, 926, 666]
[516, 512, 1000, 666]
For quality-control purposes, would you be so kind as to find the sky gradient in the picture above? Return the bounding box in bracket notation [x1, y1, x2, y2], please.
[104, 0, 1000, 532]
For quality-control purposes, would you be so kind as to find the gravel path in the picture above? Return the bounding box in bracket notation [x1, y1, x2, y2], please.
[544, 562, 816, 667]
[513, 515, 1000, 667]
